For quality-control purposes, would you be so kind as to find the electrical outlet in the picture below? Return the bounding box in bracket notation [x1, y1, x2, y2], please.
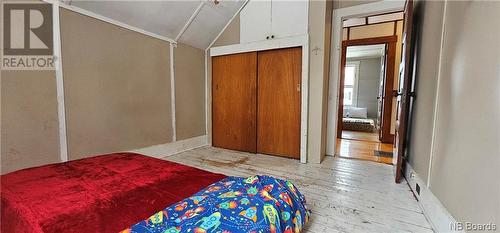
[416, 183, 421, 195]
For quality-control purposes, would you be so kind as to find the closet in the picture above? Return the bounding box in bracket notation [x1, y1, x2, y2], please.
[212, 47, 301, 159]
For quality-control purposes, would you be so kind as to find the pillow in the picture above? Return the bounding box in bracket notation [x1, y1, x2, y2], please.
[343, 106, 349, 117]
[348, 107, 368, 119]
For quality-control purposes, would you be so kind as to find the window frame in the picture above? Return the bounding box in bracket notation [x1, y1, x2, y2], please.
[343, 61, 360, 106]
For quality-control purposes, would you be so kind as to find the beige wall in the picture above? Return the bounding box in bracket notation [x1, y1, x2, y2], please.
[427, 1, 500, 226]
[407, 0, 444, 184]
[2, 7, 209, 173]
[174, 43, 206, 140]
[212, 14, 240, 47]
[349, 22, 394, 39]
[308, 0, 333, 163]
[1, 71, 61, 174]
[60, 9, 173, 159]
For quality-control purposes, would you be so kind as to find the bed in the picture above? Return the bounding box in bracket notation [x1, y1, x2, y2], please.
[0, 153, 226, 233]
[342, 117, 376, 132]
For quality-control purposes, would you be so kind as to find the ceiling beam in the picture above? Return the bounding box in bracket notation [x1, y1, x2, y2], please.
[175, 1, 205, 42]
[207, 0, 249, 49]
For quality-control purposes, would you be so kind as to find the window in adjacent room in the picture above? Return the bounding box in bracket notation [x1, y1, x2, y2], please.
[343, 61, 359, 106]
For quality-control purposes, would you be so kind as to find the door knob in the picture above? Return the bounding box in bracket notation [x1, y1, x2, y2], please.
[392, 90, 400, 97]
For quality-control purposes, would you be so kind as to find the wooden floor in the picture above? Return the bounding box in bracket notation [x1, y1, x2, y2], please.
[342, 130, 380, 142]
[164, 147, 433, 233]
[337, 131, 394, 164]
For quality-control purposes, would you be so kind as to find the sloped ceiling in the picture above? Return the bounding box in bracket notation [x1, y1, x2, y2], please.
[66, 0, 245, 49]
[179, 1, 243, 49]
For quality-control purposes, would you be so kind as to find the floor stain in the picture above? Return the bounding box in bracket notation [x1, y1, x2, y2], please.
[201, 157, 250, 168]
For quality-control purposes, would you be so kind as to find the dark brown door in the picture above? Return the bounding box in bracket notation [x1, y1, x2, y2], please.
[379, 41, 397, 143]
[257, 47, 302, 159]
[394, 0, 415, 183]
[212, 52, 257, 153]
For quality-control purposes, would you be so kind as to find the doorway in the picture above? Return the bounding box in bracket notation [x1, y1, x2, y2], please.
[341, 44, 386, 142]
[336, 35, 398, 164]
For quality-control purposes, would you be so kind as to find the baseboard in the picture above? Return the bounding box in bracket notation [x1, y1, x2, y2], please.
[130, 135, 208, 159]
[405, 162, 464, 233]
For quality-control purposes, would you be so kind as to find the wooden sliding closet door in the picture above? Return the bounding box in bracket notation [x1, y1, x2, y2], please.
[212, 52, 257, 153]
[257, 47, 301, 158]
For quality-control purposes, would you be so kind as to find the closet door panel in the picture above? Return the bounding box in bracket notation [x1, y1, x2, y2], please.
[257, 47, 301, 158]
[212, 52, 257, 153]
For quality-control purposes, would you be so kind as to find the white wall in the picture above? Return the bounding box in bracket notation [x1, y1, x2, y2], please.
[347, 57, 381, 118]
[429, 0, 500, 226]
[408, 0, 500, 228]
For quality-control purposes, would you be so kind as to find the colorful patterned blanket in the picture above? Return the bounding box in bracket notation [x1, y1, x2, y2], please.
[122, 175, 310, 233]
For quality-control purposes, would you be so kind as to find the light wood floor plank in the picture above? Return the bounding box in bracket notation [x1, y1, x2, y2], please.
[162, 146, 433, 233]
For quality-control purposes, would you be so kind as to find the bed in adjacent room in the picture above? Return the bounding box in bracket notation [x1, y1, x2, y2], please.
[342, 117, 376, 132]
[0, 153, 226, 233]
[342, 106, 377, 132]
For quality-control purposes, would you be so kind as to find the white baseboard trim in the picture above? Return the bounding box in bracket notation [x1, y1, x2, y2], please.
[130, 135, 208, 159]
[405, 162, 464, 233]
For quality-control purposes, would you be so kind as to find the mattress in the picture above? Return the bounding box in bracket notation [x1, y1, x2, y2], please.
[342, 117, 376, 132]
[0, 153, 226, 233]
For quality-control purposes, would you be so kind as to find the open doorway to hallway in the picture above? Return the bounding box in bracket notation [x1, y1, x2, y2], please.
[337, 44, 394, 164]
[335, 11, 404, 165]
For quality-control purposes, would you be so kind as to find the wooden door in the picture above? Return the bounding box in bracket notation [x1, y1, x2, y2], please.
[379, 41, 397, 143]
[212, 52, 257, 153]
[337, 44, 348, 138]
[393, 0, 415, 183]
[377, 48, 386, 132]
[257, 47, 302, 159]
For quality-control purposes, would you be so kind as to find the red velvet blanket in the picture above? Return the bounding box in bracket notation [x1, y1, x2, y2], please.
[0, 153, 226, 233]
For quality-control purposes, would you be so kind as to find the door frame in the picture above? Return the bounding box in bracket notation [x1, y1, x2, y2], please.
[337, 36, 398, 143]
[326, 1, 404, 156]
[209, 35, 309, 163]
